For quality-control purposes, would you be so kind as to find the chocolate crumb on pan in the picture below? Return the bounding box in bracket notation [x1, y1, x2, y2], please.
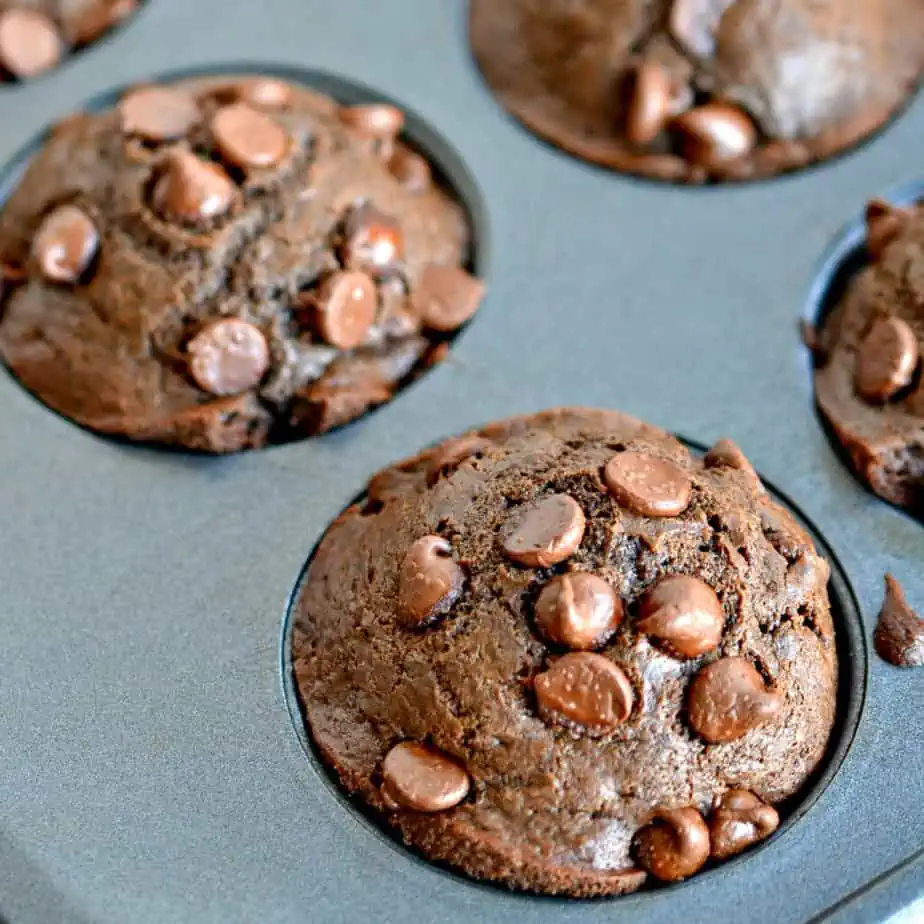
[814, 197, 924, 512]
[874, 574, 924, 668]
[0, 2, 142, 82]
[469, 0, 924, 184]
[292, 407, 837, 896]
[0, 74, 485, 452]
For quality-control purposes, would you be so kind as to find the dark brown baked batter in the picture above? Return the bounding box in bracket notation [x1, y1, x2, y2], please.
[293, 408, 837, 895]
[0, 1, 140, 81]
[0, 76, 482, 451]
[815, 199, 924, 512]
[469, 0, 924, 183]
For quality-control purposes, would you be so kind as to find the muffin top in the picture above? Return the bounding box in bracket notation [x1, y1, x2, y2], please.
[470, 0, 924, 182]
[0, 75, 481, 451]
[815, 199, 924, 511]
[0, 1, 139, 80]
[293, 407, 837, 896]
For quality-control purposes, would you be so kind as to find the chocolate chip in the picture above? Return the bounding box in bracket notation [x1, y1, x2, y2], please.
[32, 206, 99, 284]
[625, 62, 673, 147]
[119, 87, 200, 143]
[709, 790, 779, 859]
[151, 150, 235, 224]
[633, 807, 710, 882]
[426, 436, 492, 485]
[669, 0, 736, 58]
[865, 199, 910, 262]
[68, 0, 135, 45]
[380, 741, 470, 812]
[637, 575, 724, 658]
[534, 652, 634, 733]
[187, 319, 269, 396]
[412, 264, 485, 333]
[0, 9, 62, 79]
[237, 78, 292, 109]
[340, 203, 404, 279]
[211, 103, 288, 170]
[874, 574, 924, 668]
[313, 271, 377, 350]
[535, 573, 623, 650]
[704, 438, 762, 491]
[604, 451, 692, 518]
[397, 536, 465, 628]
[687, 657, 783, 743]
[501, 494, 586, 567]
[388, 145, 432, 193]
[341, 103, 405, 154]
[673, 103, 757, 166]
[854, 317, 919, 402]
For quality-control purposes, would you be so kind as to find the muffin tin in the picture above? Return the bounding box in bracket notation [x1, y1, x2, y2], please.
[0, 1, 922, 922]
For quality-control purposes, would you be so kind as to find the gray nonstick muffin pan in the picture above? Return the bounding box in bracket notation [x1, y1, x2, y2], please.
[1, 2, 923, 922]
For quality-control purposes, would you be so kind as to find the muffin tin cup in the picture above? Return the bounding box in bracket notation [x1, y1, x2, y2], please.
[0, 2, 923, 923]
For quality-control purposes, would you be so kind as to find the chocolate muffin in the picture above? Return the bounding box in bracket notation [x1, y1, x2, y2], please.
[469, 0, 924, 183]
[0, 76, 482, 451]
[814, 198, 924, 512]
[292, 408, 838, 895]
[0, 1, 140, 81]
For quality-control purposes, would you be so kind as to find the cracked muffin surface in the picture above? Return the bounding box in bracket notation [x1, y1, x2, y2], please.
[0, 74, 482, 451]
[292, 407, 837, 895]
[469, 0, 924, 183]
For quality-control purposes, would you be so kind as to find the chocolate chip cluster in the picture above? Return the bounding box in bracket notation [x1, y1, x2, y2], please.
[384, 439, 784, 884]
[294, 408, 837, 894]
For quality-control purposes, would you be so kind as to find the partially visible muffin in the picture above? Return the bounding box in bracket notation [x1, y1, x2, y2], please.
[814, 198, 924, 512]
[470, 0, 924, 183]
[0, 1, 140, 81]
[293, 407, 837, 895]
[0, 75, 483, 451]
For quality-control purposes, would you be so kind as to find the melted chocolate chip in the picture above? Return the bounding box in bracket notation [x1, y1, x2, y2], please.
[625, 61, 673, 146]
[32, 206, 99, 284]
[604, 451, 692, 517]
[381, 741, 470, 812]
[119, 86, 200, 143]
[412, 264, 485, 333]
[151, 150, 235, 224]
[501, 494, 586, 567]
[874, 574, 924, 668]
[211, 103, 288, 170]
[397, 536, 465, 628]
[687, 657, 783, 743]
[634, 806, 711, 882]
[313, 271, 378, 350]
[340, 203, 404, 279]
[673, 103, 757, 165]
[534, 652, 634, 733]
[187, 319, 269, 396]
[854, 317, 919, 402]
[237, 78, 292, 109]
[534, 573, 623, 650]
[0, 8, 62, 79]
[709, 790, 779, 859]
[636, 575, 724, 658]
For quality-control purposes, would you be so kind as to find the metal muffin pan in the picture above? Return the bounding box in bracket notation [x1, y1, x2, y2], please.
[0, 1, 922, 922]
